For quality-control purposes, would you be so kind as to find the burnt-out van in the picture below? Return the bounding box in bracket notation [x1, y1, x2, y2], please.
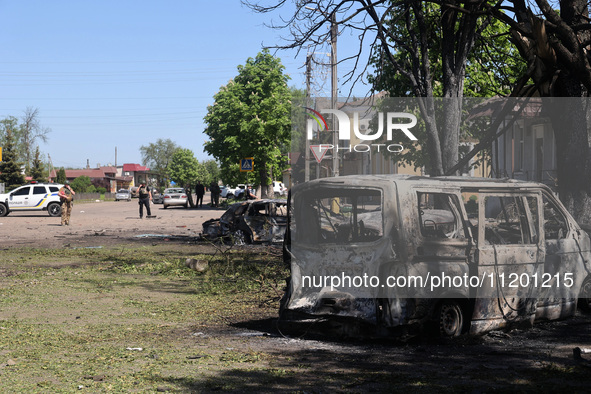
[280, 175, 591, 337]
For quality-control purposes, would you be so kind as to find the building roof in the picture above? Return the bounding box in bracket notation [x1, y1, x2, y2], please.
[49, 166, 119, 180]
[122, 163, 150, 172]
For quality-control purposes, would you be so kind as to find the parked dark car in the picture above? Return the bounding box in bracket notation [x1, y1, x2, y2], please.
[152, 191, 163, 204]
[202, 199, 287, 244]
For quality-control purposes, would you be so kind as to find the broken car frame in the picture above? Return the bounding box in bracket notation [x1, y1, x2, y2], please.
[280, 175, 591, 337]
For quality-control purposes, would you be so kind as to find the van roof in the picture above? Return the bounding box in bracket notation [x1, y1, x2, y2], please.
[293, 174, 552, 193]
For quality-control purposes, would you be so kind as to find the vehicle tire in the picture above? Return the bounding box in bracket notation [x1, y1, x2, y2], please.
[48, 202, 62, 217]
[437, 300, 465, 337]
[578, 276, 591, 312]
[233, 229, 252, 245]
[0, 203, 8, 217]
[163, 205, 168, 209]
[184, 202, 188, 208]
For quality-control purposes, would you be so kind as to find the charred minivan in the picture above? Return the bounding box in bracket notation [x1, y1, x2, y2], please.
[281, 175, 591, 337]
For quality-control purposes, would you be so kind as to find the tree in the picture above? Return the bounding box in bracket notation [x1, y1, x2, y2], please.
[202, 159, 220, 187]
[0, 126, 25, 189]
[56, 168, 67, 184]
[367, 8, 526, 173]
[139, 139, 180, 188]
[461, 0, 591, 226]
[70, 176, 92, 193]
[19, 107, 50, 173]
[204, 50, 292, 198]
[168, 149, 204, 208]
[245, 1, 500, 176]
[30, 147, 46, 183]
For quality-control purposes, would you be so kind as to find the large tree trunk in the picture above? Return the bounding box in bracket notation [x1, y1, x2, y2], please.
[259, 166, 272, 199]
[546, 77, 591, 228]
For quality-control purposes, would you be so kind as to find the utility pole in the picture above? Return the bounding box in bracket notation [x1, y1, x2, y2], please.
[330, 12, 339, 177]
[305, 54, 312, 182]
[48, 154, 54, 182]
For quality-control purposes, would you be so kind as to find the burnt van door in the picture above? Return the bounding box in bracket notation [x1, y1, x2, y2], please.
[534, 191, 584, 320]
[472, 192, 544, 331]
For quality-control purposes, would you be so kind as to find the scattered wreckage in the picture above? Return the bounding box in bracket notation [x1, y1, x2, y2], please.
[279, 175, 591, 338]
[202, 199, 287, 244]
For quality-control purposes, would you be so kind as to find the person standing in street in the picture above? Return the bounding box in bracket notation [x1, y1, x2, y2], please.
[195, 181, 205, 208]
[135, 182, 152, 218]
[210, 182, 220, 207]
[58, 181, 75, 226]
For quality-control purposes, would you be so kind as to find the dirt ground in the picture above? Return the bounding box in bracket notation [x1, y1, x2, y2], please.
[0, 194, 222, 249]
[2, 196, 591, 391]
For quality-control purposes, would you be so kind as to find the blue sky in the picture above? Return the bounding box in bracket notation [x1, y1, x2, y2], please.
[0, 1, 367, 169]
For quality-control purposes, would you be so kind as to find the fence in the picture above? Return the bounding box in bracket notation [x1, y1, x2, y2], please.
[75, 192, 117, 201]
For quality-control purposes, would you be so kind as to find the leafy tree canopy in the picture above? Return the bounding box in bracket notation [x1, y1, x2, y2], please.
[30, 146, 46, 183]
[70, 176, 92, 193]
[203, 50, 291, 196]
[168, 148, 203, 188]
[0, 126, 25, 189]
[55, 168, 66, 184]
[140, 138, 180, 188]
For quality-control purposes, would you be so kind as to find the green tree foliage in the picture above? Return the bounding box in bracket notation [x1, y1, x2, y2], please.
[202, 159, 220, 187]
[366, 2, 526, 174]
[30, 146, 46, 183]
[204, 50, 291, 198]
[70, 176, 92, 192]
[0, 126, 25, 189]
[140, 138, 180, 188]
[56, 168, 67, 184]
[168, 149, 204, 207]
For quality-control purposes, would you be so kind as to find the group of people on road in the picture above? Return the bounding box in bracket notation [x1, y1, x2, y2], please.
[195, 181, 221, 208]
[57, 180, 231, 225]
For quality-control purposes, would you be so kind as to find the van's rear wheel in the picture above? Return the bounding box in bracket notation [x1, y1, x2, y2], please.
[579, 276, 591, 312]
[438, 301, 465, 337]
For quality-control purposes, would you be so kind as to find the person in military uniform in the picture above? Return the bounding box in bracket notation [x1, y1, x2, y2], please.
[58, 181, 75, 226]
[210, 181, 220, 207]
[135, 182, 152, 218]
[195, 180, 205, 208]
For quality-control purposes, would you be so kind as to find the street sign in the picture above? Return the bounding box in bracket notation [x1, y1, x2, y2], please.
[240, 157, 253, 172]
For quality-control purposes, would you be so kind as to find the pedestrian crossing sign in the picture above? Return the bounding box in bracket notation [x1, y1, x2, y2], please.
[240, 157, 253, 172]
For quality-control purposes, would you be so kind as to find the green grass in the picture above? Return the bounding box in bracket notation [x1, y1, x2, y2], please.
[0, 246, 288, 392]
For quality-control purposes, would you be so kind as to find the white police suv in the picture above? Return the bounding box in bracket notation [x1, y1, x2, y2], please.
[0, 182, 64, 217]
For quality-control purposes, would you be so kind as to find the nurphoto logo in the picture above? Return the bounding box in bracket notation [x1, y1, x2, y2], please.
[304, 107, 418, 162]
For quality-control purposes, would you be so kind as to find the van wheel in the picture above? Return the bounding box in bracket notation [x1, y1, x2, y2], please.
[233, 230, 252, 245]
[0, 203, 8, 217]
[579, 276, 591, 312]
[48, 202, 62, 217]
[438, 301, 465, 337]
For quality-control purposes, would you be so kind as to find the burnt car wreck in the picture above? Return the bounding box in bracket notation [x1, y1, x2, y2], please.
[202, 199, 287, 244]
[280, 175, 591, 338]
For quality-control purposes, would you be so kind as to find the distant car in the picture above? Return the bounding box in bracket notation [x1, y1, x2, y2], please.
[163, 187, 188, 209]
[219, 186, 232, 199]
[221, 185, 241, 199]
[115, 189, 131, 201]
[152, 191, 163, 204]
[273, 181, 287, 196]
[234, 184, 254, 199]
[202, 199, 288, 244]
